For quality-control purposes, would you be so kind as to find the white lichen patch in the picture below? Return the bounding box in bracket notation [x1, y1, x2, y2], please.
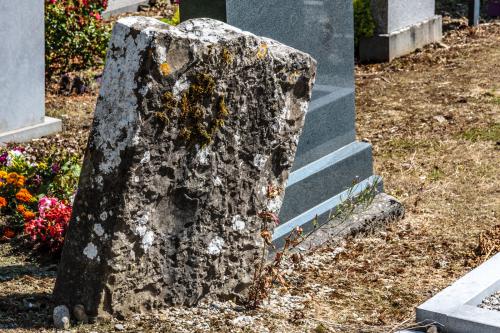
[196, 146, 210, 165]
[92, 19, 155, 175]
[213, 176, 222, 187]
[83, 243, 98, 260]
[142, 231, 155, 251]
[93, 224, 105, 237]
[137, 212, 150, 225]
[135, 225, 147, 237]
[207, 237, 225, 255]
[253, 154, 268, 170]
[96, 175, 104, 188]
[173, 77, 190, 96]
[232, 215, 245, 231]
[140, 151, 151, 164]
[267, 197, 283, 213]
[100, 211, 108, 221]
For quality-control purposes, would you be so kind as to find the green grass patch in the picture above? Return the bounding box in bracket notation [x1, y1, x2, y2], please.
[382, 138, 437, 157]
[458, 123, 500, 142]
[160, 6, 180, 26]
[429, 166, 445, 182]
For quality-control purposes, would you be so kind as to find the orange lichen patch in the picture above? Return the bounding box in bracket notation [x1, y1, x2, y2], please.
[256, 42, 268, 59]
[160, 62, 171, 76]
[221, 48, 233, 64]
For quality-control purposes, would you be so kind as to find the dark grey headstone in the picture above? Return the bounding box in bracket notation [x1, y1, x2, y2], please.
[180, 0, 379, 244]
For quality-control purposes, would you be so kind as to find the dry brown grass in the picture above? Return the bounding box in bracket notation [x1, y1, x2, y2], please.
[287, 21, 500, 332]
[0, 20, 499, 333]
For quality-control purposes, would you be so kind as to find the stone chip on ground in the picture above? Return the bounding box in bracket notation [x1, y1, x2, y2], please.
[53, 304, 70, 329]
[53, 16, 316, 319]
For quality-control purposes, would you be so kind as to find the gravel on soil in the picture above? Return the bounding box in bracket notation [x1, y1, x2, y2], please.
[479, 290, 500, 311]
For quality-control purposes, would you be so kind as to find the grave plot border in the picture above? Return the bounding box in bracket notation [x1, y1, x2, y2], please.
[416, 253, 500, 333]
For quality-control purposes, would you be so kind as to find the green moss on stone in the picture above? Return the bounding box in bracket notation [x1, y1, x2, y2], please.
[162, 73, 231, 148]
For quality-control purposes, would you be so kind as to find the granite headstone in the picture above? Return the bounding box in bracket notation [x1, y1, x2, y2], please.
[180, 0, 380, 245]
[0, 0, 61, 143]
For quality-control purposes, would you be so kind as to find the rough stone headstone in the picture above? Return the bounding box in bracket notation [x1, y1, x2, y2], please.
[360, 0, 443, 62]
[53, 17, 316, 317]
[180, 0, 380, 246]
[0, 0, 61, 143]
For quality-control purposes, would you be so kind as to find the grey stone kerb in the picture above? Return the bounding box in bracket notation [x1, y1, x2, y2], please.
[417, 253, 500, 333]
[0, 0, 61, 143]
[181, 0, 380, 246]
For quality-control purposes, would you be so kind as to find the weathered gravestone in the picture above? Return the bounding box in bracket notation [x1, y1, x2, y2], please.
[0, 0, 61, 143]
[181, 0, 380, 245]
[53, 17, 316, 317]
[360, 0, 442, 62]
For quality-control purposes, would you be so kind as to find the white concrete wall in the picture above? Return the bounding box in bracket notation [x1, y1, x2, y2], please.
[371, 0, 436, 34]
[0, 0, 45, 133]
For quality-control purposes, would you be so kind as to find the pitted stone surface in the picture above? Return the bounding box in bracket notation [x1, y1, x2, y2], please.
[53, 17, 316, 317]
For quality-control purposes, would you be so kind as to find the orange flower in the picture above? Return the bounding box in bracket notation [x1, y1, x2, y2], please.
[22, 210, 36, 220]
[17, 204, 26, 213]
[0, 197, 6, 207]
[3, 227, 15, 239]
[16, 175, 25, 187]
[7, 172, 19, 184]
[15, 189, 33, 203]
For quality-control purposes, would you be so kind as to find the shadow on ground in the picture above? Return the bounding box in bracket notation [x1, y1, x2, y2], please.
[0, 292, 53, 330]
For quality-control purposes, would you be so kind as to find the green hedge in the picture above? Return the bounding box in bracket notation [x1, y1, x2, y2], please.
[354, 0, 376, 46]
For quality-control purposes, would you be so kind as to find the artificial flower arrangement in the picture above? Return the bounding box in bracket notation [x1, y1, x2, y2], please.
[0, 147, 81, 253]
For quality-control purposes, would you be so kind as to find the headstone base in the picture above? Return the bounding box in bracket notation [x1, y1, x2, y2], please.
[360, 15, 442, 63]
[0, 117, 62, 144]
[279, 191, 404, 251]
[102, 0, 150, 18]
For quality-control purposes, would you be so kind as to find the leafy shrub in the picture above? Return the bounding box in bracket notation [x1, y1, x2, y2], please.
[45, 0, 111, 77]
[0, 146, 81, 253]
[353, 0, 376, 47]
[160, 5, 180, 26]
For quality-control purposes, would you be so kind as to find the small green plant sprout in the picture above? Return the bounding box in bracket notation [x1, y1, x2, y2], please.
[429, 166, 445, 182]
[246, 177, 380, 309]
[160, 6, 180, 26]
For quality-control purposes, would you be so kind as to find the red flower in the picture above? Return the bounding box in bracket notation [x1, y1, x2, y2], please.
[24, 197, 72, 252]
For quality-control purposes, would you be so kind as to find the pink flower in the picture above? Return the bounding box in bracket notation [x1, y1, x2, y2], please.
[91, 11, 102, 20]
[38, 197, 58, 217]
